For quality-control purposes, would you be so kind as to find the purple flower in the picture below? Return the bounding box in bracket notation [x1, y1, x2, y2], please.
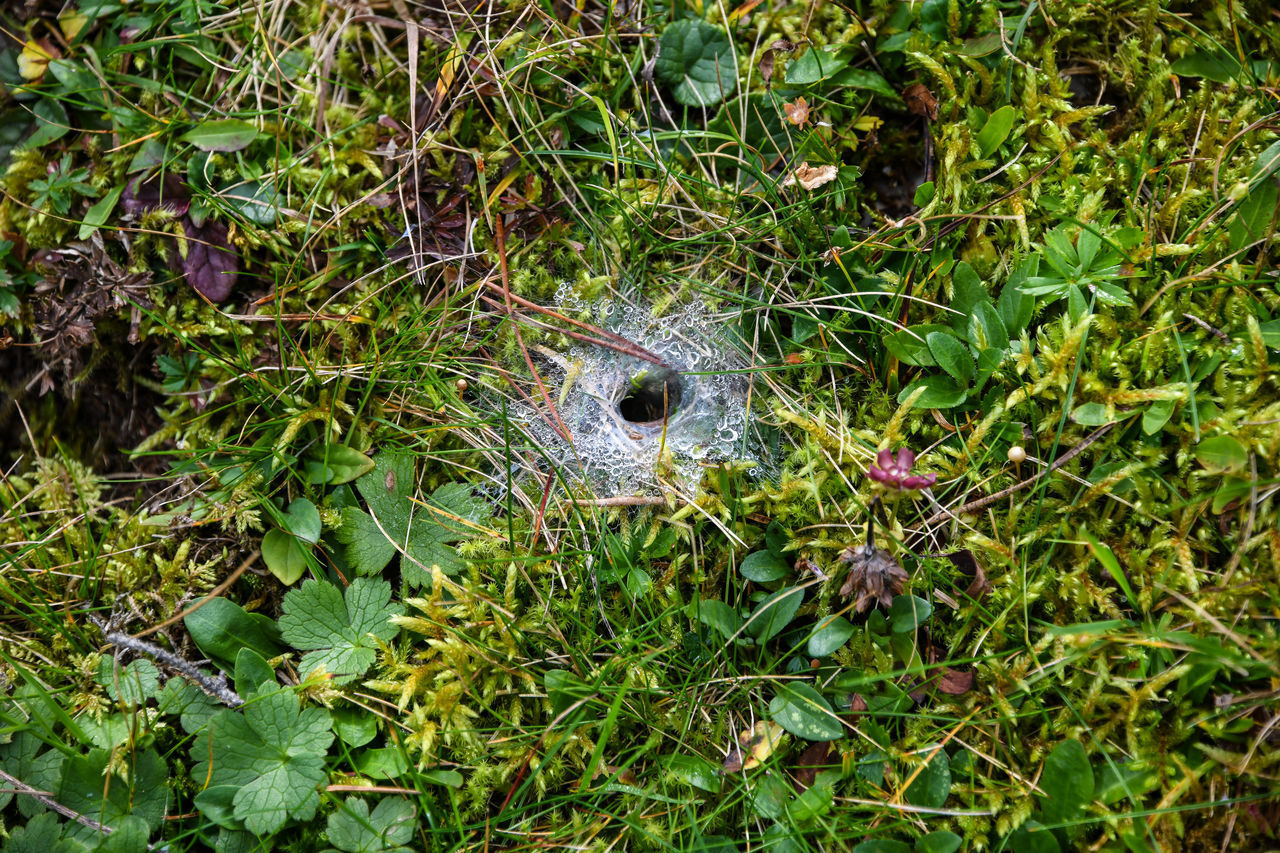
[868, 448, 936, 491]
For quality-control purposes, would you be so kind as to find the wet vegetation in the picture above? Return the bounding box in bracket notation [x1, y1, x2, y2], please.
[1, 0, 1279, 850]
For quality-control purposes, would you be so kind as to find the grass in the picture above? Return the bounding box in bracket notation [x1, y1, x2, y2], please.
[2, 0, 1280, 851]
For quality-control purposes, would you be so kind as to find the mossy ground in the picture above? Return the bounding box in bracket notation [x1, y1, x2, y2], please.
[1, 1, 1278, 851]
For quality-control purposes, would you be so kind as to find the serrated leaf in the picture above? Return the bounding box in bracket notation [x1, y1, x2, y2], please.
[655, 19, 735, 107]
[746, 586, 804, 641]
[158, 678, 220, 734]
[97, 657, 160, 705]
[0, 733, 65, 818]
[327, 797, 416, 853]
[335, 455, 490, 584]
[968, 301, 1009, 352]
[59, 748, 167, 839]
[769, 682, 843, 741]
[976, 106, 1015, 159]
[927, 332, 973, 385]
[806, 616, 854, 657]
[181, 118, 259, 152]
[191, 682, 334, 835]
[279, 578, 402, 685]
[740, 549, 788, 582]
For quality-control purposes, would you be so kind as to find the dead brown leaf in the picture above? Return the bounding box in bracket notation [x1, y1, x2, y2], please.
[723, 720, 786, 774]
[758, 39, 794, 84]
[792, 742, 835, 791]
[782, 163, 839, 191]
[903, 83, 939, 120]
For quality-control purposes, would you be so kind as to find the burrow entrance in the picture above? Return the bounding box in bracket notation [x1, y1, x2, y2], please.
[617, 368, 684, 425]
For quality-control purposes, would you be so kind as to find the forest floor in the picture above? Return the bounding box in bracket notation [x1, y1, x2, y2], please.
[1, 1, 1279, 851]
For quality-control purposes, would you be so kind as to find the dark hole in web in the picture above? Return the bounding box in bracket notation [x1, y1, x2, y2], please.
[617, 369, 683, 424]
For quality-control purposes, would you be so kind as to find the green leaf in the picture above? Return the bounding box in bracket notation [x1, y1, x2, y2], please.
[748, 773, 792, 820]
[998, 266, 1036, 332]
[1142, 400, 1175, 435]
[1228, 177, 1278, 253]
[262, 529, 310, 586]
[185, 597, 284, 673]
[59, 748, 167, 838]
[221, 178, 279, 225]
[912, 181, 935, 207]
[1071, 402, 1112, 426]
[1171, 50, 1240, 83]
[769, 682, 843, 741]
[1095, 761, 1159, 805]
[326, 797, 415, 853]
[916, 830, 962, 853]
[335, 454, 490, 583]
[191, 682, 334, 835]
[545, 669, 594, 716]
[1194, 435, 1248, 473]
[693, 599, 743, 640]
[98, 815, 150, 853]
[0, 733, 66, 818]
[975, 106, 1015, 159]
[666, 754, 722, 793]
[234, 648, 275, 698]
[21, 99, 70, 150]
[740, 549, 788, 582]
[78, 184, 124, 239]
[1079, 525, 1137, 610]
[788, 782, 833, 822]
[1039, 739, 1094, 824]
[903, 749, 950, 807]
[281, 498, 321, 543]
[181, 119, 260, 152]
[829, 67, 898, 99]
[304, 443, 374, 485]
[786, 45, 852, 85]
[968, 301, 1009, 352]
[806, 616, 854, 657]
[332, 706, 378, 747]
[884, 327, 941, 367]
[746, 587, 804, 642]
[888, 595, 932, 633]
[157, 678, 220, 734]
[898, 375, 967, 409]
[353, 747, 409, 780]
[1004, 821, 1060, 853]
[950, 262, 988, 319]
[654, 20, 735, 107]
[279, 578, 403, 685]
[927, 332, 973, 385]
[1, 813, 82, 853]
[852, 840, 912, 853]
[97, 658, 160, 704]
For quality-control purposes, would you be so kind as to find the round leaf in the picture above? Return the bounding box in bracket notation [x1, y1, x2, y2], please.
[1194, 435, 1248, 473]
[769, 682, 844, 741]
[181, 119, 259, 152]
[281, 498, 321, 544]
[654, 20, 735, 107]
[916, 830, 962, 853]
[261, 529, 309, 586]
[903, 749, 951, 807]
[888, 595, 932, 633]
[741, 549, 788, 582]
[806, 616, 855, 657]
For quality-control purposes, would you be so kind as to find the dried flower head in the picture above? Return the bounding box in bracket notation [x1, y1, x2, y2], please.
[838, 542, 908, 612]
[868, 448, 936, 491]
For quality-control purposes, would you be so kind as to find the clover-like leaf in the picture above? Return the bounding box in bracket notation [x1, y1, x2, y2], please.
[325, 797, 416, 853]
[191, 682, 334, 836]
[335, 454, 490, 585]
[655, 19, 735, 107]
[279, 578, 403, 684]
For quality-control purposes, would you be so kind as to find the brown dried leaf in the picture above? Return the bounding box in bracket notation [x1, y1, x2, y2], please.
[181, 219, 238, 301]
[943, 550, 990, 599]
[903, 83, 939, 120]
[793, 742, 834, 791]
[758, 39, 794, 84]
[783, 97, 811, 127]
[937, 667, 975, 695]
[782, 163, 839, 191]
